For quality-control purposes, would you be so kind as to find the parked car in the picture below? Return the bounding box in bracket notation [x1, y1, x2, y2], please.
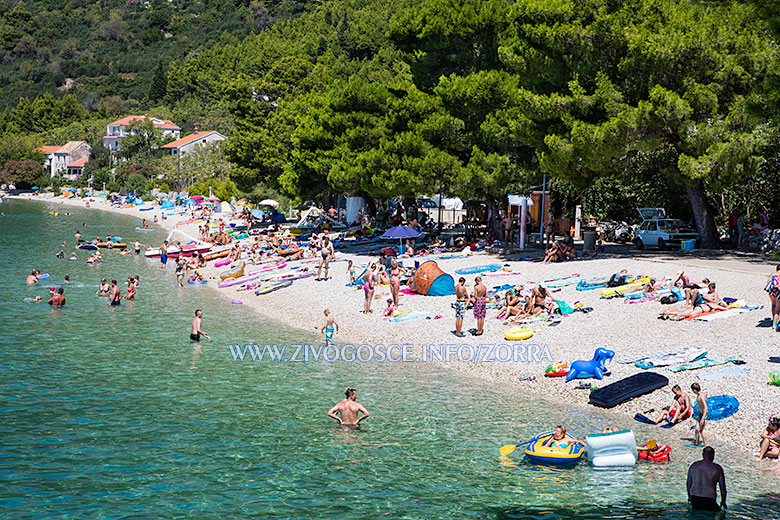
[634, 208, 698, 250]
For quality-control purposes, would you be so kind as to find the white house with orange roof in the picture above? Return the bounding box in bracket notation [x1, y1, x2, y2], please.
[37, 141, 91, 179]
[160, 129, 227, 156]
[103, 115, 181, 152]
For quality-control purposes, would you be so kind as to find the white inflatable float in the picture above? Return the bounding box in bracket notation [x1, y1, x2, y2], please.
[585, 429, 636, 467]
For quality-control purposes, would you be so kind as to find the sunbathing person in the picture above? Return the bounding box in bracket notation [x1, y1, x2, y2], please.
[510, 285, 552, 320]
[495, 290, 522, 320]
[654, 384, 692, 424]
[662, 282, 728, 319]
[542, 242, 562, 264]
[616, 277, 665, 296]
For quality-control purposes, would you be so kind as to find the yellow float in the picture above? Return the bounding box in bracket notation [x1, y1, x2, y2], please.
[524, 431, 585, 465]
[504, 326, 533, 341]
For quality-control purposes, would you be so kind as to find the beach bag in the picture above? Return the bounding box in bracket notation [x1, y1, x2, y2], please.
[660, 294, 679, 305]
[766, 275, 780, 299]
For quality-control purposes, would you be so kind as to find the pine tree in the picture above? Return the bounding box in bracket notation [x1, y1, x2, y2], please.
[148, 62, 168, 102]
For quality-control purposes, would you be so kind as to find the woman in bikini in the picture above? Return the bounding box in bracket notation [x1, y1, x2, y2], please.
[363, 264, 377, 314]
[389, 259, 405, 308]
[765, 264, 780, 332]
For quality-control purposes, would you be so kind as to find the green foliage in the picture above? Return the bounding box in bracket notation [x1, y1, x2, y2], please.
[148, 62, 168, 102]
[118, 120, 164, 160]
[0, 93, 88, 134]
[1, 159, 44, 188]
[117, 163, 158, 180]
[124, 173, 148, 195]
[0, 133, 43, 164]
[189, 178, 239, 201]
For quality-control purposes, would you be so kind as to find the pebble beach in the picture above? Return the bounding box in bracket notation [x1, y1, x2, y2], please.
[14, 193, 780, 459]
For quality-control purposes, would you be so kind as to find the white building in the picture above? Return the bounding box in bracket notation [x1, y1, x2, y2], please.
[160, 129, 227, 156]
[103, 115, 181, 152]
[38, 141, 91, 179]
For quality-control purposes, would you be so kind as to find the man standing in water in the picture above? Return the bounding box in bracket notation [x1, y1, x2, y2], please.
[316, 235, 334, 281]
[687, 446, 726, 511]
[328, 388, 369, 426]
[472, 276, 487, 336]
[453, 277, 468, 337]
[47, 287, 65, 307]
[191, 309, 210, 342]
[109, 280, 121, 306]
[160, 240, 168, 270]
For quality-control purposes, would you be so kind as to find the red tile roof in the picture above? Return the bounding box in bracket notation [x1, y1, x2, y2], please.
[161, 131, 221, 149]
[67, 157, 89, 168]
[38, 145, 62, 154]
[107, 115, 181, 131]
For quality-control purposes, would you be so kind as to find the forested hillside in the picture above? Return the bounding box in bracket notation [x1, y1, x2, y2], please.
[2, 0, 780, 245]
[0, 0, 312, 108]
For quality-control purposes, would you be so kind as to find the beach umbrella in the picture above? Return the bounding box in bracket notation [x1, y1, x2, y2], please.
[381, 225, 421, 239]
[31, 186, 39, 190]
[381, 225, 421, 254]
[191, 194, 204, 199]
[67, 188, 78, 193]
[250, 209, 265, 219]
[259, 199, 279, 207]
[207, 196, 220, 202]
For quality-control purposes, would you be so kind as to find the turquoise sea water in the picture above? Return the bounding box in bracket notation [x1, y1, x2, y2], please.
[1, 199, 778, 519]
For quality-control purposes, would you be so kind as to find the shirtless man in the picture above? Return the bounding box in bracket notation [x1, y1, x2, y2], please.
[472, 276, 487, 336]
[453, 277, 468, 337]
[109, 280, 121, 306]
[47, 287, 65, 307]
[687, 446, 726, 511]
[191, 309, 210, 342]
[134, 240, 144, 255]
[328, 388, 369, 427]
[322, 309, 338, 345]
[160, 240, 168, 270]
[25, 270, 39, 285]
[525, 285, 551, 317]
[691, 382, 708, 446]
[654, 384, 692, 425]
[316, 236, 334, 281]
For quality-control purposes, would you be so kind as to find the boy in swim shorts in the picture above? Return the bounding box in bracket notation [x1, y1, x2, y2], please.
[322, 309, 338, 345]
[453, 277, 468, 337]
[472, 276, 487, 336]
[654, 384, 691, 425]
[692, 382, 708, 446]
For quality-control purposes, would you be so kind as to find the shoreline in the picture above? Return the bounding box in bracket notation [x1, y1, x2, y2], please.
[9, 193, 780, 460]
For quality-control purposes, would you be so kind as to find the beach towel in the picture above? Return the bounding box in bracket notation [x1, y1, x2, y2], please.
[692, 305, 762, 322]
[545, 276, 584, 288]
[619, 347, 700, 364]
[667, 357, 739, 373]
[635, 348, 707, 369]
[698, 365, 751, 381]
[388, 311, 426, 322]
[576, 278, 608, 291]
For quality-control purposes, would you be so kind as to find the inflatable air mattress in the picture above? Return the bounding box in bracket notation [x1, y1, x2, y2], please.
[455, 264, 503, 275]
[589, 372, 668, 408]
[693, 395, 739, 421]
[585, 429, 637, 467]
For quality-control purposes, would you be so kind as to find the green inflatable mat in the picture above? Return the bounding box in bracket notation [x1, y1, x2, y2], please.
[667, 357, 738, 373]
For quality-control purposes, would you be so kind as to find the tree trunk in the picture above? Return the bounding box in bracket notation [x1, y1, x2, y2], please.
[685, 182, 719, 248]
